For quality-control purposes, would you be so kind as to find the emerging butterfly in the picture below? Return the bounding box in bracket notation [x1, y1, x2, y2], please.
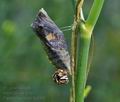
[31, 8, 71, 85]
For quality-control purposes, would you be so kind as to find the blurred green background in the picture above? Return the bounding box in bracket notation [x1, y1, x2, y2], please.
[0, 0, 120, 102]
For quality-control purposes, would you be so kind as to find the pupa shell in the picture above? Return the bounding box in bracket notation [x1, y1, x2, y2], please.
[31, 8, 71, 84]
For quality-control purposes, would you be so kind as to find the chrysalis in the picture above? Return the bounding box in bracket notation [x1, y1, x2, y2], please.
[31, 8, 71, 84]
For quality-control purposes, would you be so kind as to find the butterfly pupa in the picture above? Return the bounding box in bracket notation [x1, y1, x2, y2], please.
[31, 8, 71, 84]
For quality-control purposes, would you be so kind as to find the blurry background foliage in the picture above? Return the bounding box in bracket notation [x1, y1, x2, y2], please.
[0, 0, 120, 102]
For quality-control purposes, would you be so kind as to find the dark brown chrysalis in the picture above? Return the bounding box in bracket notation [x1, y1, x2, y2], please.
[31, 8, 71, 84]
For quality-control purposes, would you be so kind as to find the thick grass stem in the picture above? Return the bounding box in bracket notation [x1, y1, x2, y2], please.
[71, 0, 104, 102]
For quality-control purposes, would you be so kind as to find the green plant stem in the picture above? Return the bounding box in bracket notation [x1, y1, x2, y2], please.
[71, 0, 84, 102]
[86, 0, 105, 32]
[71, 21, 78, 102]
[75, 31, 91, 102]
[73, 0, 104, 102]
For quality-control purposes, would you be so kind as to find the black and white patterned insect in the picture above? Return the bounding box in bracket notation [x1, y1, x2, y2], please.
[31, 8, 71, 84]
